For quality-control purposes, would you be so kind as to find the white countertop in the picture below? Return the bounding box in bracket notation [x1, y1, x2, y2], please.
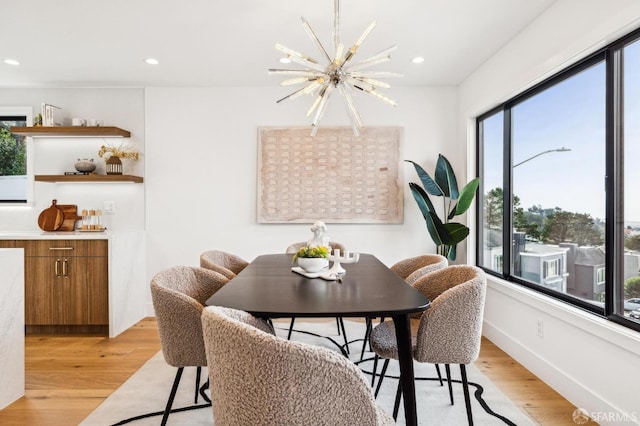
[0, 231, 109, 240]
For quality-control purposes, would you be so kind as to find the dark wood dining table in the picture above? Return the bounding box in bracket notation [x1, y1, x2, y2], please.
[206, 253, 430, 426]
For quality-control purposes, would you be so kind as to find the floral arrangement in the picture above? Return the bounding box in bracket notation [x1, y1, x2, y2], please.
[98, 142, 140, 160]
[292, 245, 329, 262]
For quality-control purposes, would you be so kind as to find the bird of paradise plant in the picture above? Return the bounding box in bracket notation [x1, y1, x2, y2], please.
[406, 154, 480, 260]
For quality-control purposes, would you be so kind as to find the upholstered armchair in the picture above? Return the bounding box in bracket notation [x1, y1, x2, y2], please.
[201, 306, 395, 426]
[199, 250, 249, 280]
[150, 266, 229, 425]
[369, 265, 487, 424]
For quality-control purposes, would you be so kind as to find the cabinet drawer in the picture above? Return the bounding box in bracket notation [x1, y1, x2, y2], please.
[21, 240, 108, 257]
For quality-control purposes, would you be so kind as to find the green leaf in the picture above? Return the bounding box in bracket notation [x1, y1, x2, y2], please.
[443, 222, 470, 245]
[435, 154, 459, 199]
[447, 244, 457, 261]
[405, 160, 443, 196]
[454, 177, 480, 216]
[408, 183, 444, 246]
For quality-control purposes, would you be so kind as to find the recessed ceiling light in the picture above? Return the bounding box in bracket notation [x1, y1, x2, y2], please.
[4, 59, 20, 66]
[411, 56, 425, 64]
[279, 57, 292, 64]
[144, 58, 160, 65]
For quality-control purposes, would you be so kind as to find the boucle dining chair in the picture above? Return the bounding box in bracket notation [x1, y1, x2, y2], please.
[369, 265, 487, 424]
[361, 254, 449, 362]
[201, 306, 395, 426]
[199, 250, 249, 280]
[150, 266, 230, 426]
[285, 241, 349, 352]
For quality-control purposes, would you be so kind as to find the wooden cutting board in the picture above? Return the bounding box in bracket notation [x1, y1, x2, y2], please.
[57, 204, 80, 232]
[37, 200, 64, 231]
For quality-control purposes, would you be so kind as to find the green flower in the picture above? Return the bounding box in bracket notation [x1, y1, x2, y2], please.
[292, 245, 329, 262]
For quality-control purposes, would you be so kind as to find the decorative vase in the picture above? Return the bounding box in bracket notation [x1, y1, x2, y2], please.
[106, 155, 123, 175]
[297, 257, 329, 273]
[74, 158, 96, 173]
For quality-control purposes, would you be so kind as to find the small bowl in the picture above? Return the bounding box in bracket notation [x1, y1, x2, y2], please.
[75, 158, 96, 173]
[297, 257, 329, 273]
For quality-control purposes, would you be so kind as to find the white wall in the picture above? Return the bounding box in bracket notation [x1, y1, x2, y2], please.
[458, 1, 640, 423]
[144, 85, 458, 290]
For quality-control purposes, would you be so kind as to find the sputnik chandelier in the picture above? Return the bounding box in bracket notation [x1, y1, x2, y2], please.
[269, 0, 403, 136]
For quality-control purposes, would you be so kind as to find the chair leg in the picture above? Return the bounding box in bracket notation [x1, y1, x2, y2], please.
[371, 354, 379, 388]
[161, 367, 183, 426]
[374, 358, 390, 398]
[360, 317, 372, 361]
[338, 317, 349, 354]
[434, 363, 444, 386]
[460, 364, 474, 426]
[392, 380, 402, 420]
[287, 317, 295, 340]
[336, 317, 341, 335]
[194, 366, 201, 403]
[445, 363, 454, 405]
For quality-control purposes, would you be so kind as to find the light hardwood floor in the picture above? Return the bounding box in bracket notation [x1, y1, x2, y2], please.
[0, 318, 595, 425]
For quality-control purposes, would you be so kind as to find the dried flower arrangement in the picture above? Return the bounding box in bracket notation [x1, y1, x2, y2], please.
[98, 142, 140, 160]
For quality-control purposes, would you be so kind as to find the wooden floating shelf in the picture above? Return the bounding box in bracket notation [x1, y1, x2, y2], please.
[35, 175, 143, 183]
[10, 126, 131, 138]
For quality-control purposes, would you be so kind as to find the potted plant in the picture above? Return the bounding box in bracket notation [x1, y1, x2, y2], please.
[98, 142, 140, 175]
[406, 154, 479, 261]
[292, 245, 330, 272]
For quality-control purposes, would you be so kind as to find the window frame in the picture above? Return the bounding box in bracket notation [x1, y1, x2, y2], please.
[0, 106, 33, 205]
[475, 27, 640, 333]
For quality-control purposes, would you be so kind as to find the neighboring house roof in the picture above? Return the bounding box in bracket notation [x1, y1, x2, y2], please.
[574, 246, 605, 266]
[521, 242, 568, 256]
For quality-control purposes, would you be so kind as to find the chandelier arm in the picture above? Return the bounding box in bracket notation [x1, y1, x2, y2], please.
[307, 84, 330, 117]
[312, 84, 335, 127]
[350, 76, 391, 89]
[269, 69, 326, 77]
[286, 55, 328, 73]
[343, 21, 376, 66]
[349, 45, 397, 67]
[277, 80, 324, 104]
[350, 71, 405, 78]
[338, 84, 364, 132]
[345, 55, 391, 72]
[301, 18, 332, 63]
[275, 43, 320, 64]
[359, 87, 398, 107]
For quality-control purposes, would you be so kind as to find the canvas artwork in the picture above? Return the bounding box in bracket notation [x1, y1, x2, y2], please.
[257, 127, 403, 223]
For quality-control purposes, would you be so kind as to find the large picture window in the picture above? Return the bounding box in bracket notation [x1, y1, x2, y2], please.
[477, 28, 640, 331]
[0, 107, 32, 203]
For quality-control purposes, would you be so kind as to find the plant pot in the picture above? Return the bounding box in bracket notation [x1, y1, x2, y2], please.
[297, 257, 329, 273]
[106, 155, 123, 175]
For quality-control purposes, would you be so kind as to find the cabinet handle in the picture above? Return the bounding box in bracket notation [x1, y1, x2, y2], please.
[63, 258, 68, 277]
[55, 259, 61, 277]
[49, 247, 74, 251]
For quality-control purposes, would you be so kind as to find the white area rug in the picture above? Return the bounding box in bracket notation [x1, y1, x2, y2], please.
[81, 320, 536, 425]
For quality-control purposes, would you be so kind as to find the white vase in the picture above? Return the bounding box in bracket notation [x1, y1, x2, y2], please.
[297, 257, 329, 273]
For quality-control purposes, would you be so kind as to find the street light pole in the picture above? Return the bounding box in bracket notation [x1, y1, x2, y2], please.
[513, 147, 571, 168]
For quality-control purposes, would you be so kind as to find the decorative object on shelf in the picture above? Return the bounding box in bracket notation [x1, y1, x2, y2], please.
[74, 158, 96, 173]
[269, 0, 403, 136]
[98, 142, 140, 175]
[105, 156, 123, 175]
[406, 154, 480, 261]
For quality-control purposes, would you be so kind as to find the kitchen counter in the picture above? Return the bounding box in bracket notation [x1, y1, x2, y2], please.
[0, 248, 24, 409]
[0, 230, 145, 338]
[0, 231, 108, 240]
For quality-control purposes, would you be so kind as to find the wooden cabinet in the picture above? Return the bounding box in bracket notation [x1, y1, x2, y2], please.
[16, 239, 109, 335]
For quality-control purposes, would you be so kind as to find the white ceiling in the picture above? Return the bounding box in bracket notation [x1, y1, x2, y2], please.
[0, 0, 556, 88]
